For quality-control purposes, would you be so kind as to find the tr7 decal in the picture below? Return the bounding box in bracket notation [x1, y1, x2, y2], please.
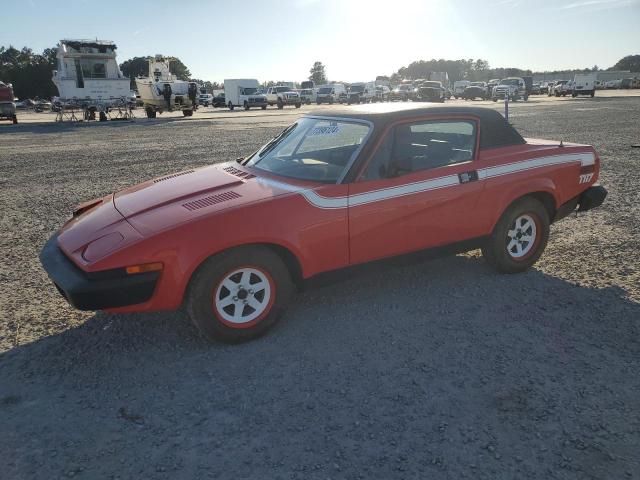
[579, 173, 594, 184]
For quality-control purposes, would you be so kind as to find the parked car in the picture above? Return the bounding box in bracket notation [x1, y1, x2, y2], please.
[265, 86, 302, 109]
[198, 93, 214, 106]
[316, 84, 347, 104]
[555, 80, 573, 97]
[539, 82, 550, 95]
[487, 79, 500, 98]
[224, 79, 268, 111]
[462, 85, 487, 100]
[347, 82, 376, 104]
[0, 80, 18, 124]
[415, 81, 446, 102]
[492, 77, 528, 102]
[572, 74, 596, 97]
[453, 80, 471, 99]
[531, 84, 541, 95]
[298, 88, 315, 104]
[605, 79, 621, 89]
[212, 93, 225, 108]
[389, 84, 415, 101]
[374, 85, 390, 102]
[15, 99, 36, 109]
[40, 104, 607, 343]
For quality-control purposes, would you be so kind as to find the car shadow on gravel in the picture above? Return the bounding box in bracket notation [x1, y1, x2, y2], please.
[1, 254, 639, 479]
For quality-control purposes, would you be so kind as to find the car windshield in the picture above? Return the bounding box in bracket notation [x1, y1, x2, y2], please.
[275, 87, 291, 93]
[318, 87, 332, 94]
[350, 85, 365, 92]
[245, 117, 370, 183]
[501, 79, 520, 86]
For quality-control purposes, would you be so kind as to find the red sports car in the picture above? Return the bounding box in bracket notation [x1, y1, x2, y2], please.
[40, 104, 607, 342]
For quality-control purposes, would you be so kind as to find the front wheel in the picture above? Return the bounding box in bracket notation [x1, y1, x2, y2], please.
[12, 114, 18, 124]
[244, 101, 250, 111]
[187, 246, 294, 343]
[482, 198, 550, 274]
[261, 105, 267, 110]
[228, 101, 234, 111]
[277, 99, 284, 110]
[295, 103, 301, 108]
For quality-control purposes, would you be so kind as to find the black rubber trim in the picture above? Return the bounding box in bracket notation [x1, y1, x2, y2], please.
[39, 234, 160, 311]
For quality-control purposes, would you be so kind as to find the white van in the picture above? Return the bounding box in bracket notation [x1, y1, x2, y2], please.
[316, 84, 347, 104]
[453, 80, 471, 98]
[572, 73, 596, 97]
[347, 81, 376, 104]
[223, 79, 268, 111]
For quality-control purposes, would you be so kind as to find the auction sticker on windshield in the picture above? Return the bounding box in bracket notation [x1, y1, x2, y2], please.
[308, 125, 341, 136]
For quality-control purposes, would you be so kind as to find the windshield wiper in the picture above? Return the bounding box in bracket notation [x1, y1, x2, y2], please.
[258, 123, 297, 159]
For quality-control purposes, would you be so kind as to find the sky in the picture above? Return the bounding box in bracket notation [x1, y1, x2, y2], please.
[2, 0, 639, 83]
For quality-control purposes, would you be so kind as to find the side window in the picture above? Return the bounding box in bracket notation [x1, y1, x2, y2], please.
[362, 120, 476, 180]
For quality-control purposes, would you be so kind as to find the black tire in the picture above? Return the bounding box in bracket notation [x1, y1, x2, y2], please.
[317, 101, 321, 105]
[145, 107, 156, 118]
[329, 98, 334, 105]
[277, 99, 284, 110]
[12, 114, 18, 124]
[261, 105, 267, 110]
[295, 103, 301, 108]
[492, 98, 497, 102]
[187, 246, 294, 343]
[482, 197, 550, 274]
[572, 93, 577, 98]
[244, 101, 250, 111]
[591, 91, 595, 98]
[228, 101, 234, 111]
[524, 95, 529, 101]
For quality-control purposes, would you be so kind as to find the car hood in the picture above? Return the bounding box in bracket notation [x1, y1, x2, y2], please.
[113, 162, 298, 235]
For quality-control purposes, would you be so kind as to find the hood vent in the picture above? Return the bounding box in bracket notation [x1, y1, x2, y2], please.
[154, 170, 195, 183]
[223, 165, 256, 180]
[183, 190, 241, 211]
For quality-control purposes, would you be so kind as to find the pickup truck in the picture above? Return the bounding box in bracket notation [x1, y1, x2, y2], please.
[492, 77, 528, 102]
[265, 86, 302, 109]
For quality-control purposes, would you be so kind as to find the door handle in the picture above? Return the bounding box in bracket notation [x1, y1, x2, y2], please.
[458, 170, 479, 183]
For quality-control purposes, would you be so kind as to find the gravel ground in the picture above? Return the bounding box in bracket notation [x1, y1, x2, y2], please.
[0, 98, 639, 479]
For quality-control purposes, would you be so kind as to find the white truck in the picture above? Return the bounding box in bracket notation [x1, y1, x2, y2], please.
[224, 79, 268, 111]
[265, 86, 302, 109]
[572, 73, 596, 98]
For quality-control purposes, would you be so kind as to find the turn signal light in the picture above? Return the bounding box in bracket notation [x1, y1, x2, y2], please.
[125, 262, 163, 275]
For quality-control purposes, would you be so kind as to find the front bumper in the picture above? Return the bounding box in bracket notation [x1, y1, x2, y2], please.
[39, 234, 160, 311]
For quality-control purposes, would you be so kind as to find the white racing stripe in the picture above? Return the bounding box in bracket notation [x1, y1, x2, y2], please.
[256, 152, 595, 210]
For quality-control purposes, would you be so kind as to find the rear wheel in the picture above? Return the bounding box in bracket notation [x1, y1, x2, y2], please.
[277, 99, 284, 109]
[482, 198, 550, 274]
[295, 103, 301, 108]
[12, 114, 18, 124]
[187, 247, 294, 343]
[228, 101, 234, 111]
[145, 107, 156, 118]
[244, 101, 250, 111]
[261, 105, 267, 110]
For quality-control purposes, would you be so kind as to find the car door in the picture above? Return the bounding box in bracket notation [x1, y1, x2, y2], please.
[348, 118, 486, 265]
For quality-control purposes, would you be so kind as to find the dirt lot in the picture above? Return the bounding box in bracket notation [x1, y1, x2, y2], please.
[0, 96, 639, 479]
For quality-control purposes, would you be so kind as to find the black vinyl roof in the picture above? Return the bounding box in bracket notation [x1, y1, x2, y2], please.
[309, 103, 525, 150]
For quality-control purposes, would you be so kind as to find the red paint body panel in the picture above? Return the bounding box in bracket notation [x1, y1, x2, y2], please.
[52, 114, 602, 315]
